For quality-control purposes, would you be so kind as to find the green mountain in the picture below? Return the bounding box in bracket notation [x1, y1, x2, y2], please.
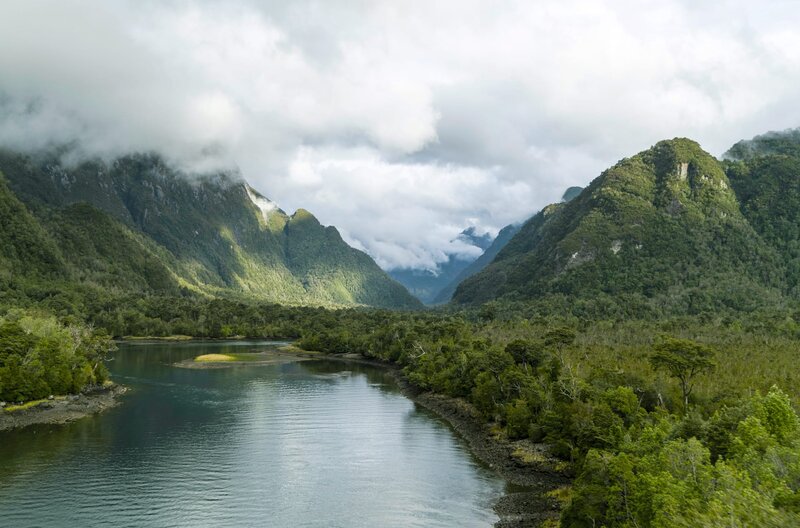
[452, 138, 787, 315]
[724, 128, 800, 295]
[0, 149, 420, 309]
[0, 174, 67, 282]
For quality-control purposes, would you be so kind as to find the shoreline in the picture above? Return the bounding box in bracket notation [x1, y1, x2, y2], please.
[3, 340, 568, 525]
[0, 384, 128, 432]
[165, 342, 570, 524]
[279, 346, 570, 527]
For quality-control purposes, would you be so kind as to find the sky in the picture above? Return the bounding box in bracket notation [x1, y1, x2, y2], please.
[1, 0, 800, 271]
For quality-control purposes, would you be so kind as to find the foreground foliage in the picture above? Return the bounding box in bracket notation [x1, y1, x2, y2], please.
[0, 311, 113, 403]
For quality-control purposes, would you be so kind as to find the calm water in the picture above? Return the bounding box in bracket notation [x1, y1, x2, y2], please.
[0, 341, 506, 527]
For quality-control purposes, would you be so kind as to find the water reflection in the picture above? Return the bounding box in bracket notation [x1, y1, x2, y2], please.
[0, 341, 504, 527]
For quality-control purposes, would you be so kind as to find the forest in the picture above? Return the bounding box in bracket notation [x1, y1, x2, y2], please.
[5, 133, 800, 525]
[2, 287, 800, 526]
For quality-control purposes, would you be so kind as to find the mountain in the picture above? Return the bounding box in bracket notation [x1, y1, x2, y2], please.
[388, 227, 494, 304]
[430, 186, 583, 304]
[561, 186, 584, 202]
[0, 149, 420, 309]
[725, 128, 800, 160]
[724, 128, 800, 295]
[432, 223, 520, 304]
[452, 138, 786, 315]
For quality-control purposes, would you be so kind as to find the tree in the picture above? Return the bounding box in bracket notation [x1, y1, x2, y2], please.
[505, 339, 543, 373]
[650, 337, 715, 412]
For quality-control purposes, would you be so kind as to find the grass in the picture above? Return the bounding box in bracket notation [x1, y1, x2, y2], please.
[3, 396, 65, 413]
[123, 335, 195, 341]
[193, 352, 282, 362]
[194, 353, 237, 362]
[512, 446, 550, 464]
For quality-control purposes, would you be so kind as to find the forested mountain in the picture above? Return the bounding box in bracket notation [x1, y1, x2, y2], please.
[452, 138, 789, 315]
[0, 149, 419, 309]
[725, 128, 800, 295]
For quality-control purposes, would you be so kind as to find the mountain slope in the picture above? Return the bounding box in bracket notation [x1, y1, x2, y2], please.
[725, 128, 800, 295]
[0, 149, 419, 309]
[452, 139, 785, 314]
[0, 173, 67, 282]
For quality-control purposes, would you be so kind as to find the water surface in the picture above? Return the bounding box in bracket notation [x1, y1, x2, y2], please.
[0, 341, 505, 527]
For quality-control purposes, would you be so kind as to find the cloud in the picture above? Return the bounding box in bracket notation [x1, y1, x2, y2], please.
[1, 0, 800, 269]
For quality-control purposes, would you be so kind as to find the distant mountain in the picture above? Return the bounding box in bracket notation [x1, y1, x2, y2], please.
[429, 186, 582, 304]
[389, 227, 495, 304]
[433, 222, 521, 304]
[0, 149, 420, 309]
[725, 128, 800, 160]
[562, 186, 584, 202]
[452, 138, 787, 315]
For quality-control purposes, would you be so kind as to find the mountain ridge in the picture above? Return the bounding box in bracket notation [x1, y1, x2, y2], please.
[452, 137, 788, 315]
[0, 148, 420, 309]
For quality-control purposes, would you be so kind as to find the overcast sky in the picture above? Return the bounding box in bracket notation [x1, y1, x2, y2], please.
[1, 0, 800, 270]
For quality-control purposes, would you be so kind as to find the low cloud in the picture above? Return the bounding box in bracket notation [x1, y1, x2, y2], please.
[1, 0, 800, 269]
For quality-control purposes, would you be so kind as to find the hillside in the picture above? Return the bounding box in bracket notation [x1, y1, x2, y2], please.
[452, 138, 786, 315]
[725, 128, 800, 295]
[0, 149, 419, 309]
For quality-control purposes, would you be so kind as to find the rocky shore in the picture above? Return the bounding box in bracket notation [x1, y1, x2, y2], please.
[0, 384, 128, 432]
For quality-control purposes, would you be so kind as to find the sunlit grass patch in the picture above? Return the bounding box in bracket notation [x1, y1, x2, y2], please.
[194, 354, 236, 362]
[512, 446, 549, 464]
[4, 398, 57, 413]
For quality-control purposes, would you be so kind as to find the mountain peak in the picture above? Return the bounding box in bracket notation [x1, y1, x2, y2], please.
[244, 184, 283, 223]
[453, 137, 780, 309]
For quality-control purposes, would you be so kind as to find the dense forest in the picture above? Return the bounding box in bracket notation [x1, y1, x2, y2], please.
[4, 129, 800, 526]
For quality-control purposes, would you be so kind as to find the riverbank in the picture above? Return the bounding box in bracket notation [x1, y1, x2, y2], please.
[278, 345, 571, 527]
[133, 339, 571, 525]
[0, 384, 128, 432]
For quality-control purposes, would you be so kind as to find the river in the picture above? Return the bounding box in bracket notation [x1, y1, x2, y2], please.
[0, 341, 508, 527]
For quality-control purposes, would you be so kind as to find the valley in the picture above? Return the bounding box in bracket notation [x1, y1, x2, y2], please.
[4, 129, 800, 527]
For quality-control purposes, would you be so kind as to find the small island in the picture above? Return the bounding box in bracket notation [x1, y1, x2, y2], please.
[174, 346, 318, 369]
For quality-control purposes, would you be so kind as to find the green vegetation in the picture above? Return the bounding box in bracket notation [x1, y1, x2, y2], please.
[0, 311, 114, 403]
[453, 139, 786, 317]
[0, 149, 420, 309]
[4, 130, 800, 525]
[289, 310, 800, 526]
[3, 396, 65, 413]
[650, 337, 716, 412]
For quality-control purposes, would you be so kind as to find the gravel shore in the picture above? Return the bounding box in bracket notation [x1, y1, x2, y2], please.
[0, 384, 128, 432]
